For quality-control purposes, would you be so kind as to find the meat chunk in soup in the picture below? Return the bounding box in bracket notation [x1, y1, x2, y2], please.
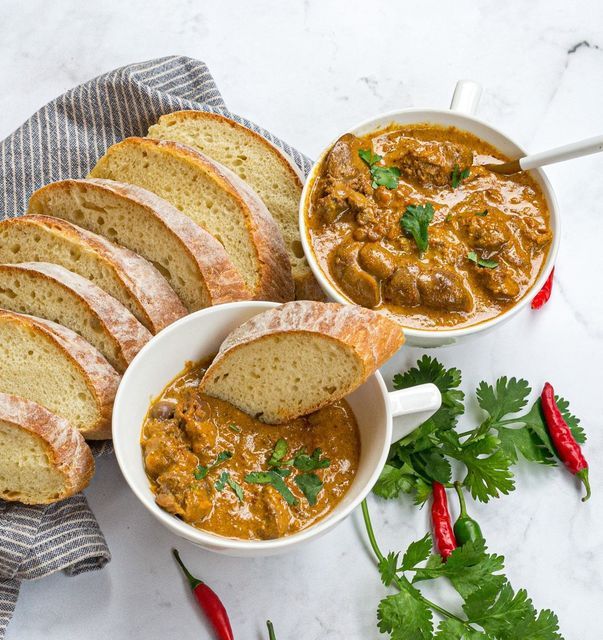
[417, 268, 474, 312]
[331, 241, 380, 308]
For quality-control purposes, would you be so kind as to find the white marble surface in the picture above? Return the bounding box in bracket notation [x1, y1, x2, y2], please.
[2, 0, 603, 637]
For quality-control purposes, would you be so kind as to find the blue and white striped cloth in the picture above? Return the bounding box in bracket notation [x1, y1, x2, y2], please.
[0, 55, 312, 636]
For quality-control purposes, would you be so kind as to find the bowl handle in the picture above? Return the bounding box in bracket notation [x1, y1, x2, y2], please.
[449, 80, 482, 115]
[387, 383, 442, 443]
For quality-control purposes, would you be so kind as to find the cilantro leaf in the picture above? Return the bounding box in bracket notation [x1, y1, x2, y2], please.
[214, 451, 233, 466]
[401, 534, 432, 571]
[193, 450, 233, 480]
[400, 204, 435, 254]
[496, 426, 556, 466]
[373, 464, 417, 499]
[457, 436, 515, 502]
[477, 378, 531, 422]
[244, 470, 298, 505]
[268, 438, 288, 467]
[413, 478, 434, 506]
[555, 395, 586, 443]
[435, 618, 492, 639]
[451, 164, 471, 188]
[377, 588, 434, 640]
[358, 148, 400, 189]
[378, 551, 400, 587]
[194, 465, 208, 480]
[226, 475, 244, 501]
[293, 448, 330, 471]
[214, 471, 229, 491]
[294, 472, 323, 505]
[467, 251, 498, 269]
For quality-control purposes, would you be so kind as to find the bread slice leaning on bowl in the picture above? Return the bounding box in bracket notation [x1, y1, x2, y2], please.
[88, 137, 294, 303]
[0, 309, 120, 439]
[28, 179, 250, 311]
[147, 110, 324, 301]
[0, 215, 186, 334]
[0, 262, 152, 372]
[0, 393, 95, 504]
[199, 301, 405, 424]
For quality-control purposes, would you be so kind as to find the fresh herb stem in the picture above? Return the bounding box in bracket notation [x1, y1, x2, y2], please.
[360, 499, 470, 627]
[266, 620, 277, 640]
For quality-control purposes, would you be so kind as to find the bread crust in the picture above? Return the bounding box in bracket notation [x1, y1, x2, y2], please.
[0, 392, 95, 504]
[0, 310, 120, 439]
[200, 301, 405, 422]
[90, 137, 294, 302]
[0, 215, 186, 333]
[29, 179, 251, 309]
[0, 262, 152, 372]
[148, 110, 325, 300]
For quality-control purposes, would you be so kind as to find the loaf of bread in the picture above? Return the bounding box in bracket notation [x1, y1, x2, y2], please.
[0, 262, 151, 372]
[0, 309, 120, 439]
[88, 137, 294, 302]
[0, 215, 186, 333]
[0, 392, 95, 504]
[28, 179, 250, 311]
[147, 111, 324, 300]
[200, 301, 405, 423]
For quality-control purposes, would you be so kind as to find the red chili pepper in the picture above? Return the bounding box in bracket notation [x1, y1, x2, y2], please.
[541, 383, 591, 502]
[431, 482, 457, 560]
[531, 267, 555, 309]
[173, 549, 234, 640]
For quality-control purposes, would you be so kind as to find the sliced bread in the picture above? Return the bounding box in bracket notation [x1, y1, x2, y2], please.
[0, 309, 120, 439]
[147, 111, 324, 300]
[88, 137, 294, 302]
[0, 392, 95, 504]
[28, 179, 250, 310]
[199, 301, 405, 423]
[0, 262, 152, 372]
[0, 215, 186, 333]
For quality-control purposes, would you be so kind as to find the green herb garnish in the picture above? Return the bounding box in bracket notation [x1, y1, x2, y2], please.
[475, 210, 488, 216]
[245, 470, 298, 505]
[358, 148, 401, 190]
[294, 473, 323, 506]
[292, 448, 330, 471]
[468, 251, 498, 269]
[400, 204, 435, 255]
[228, 423, 241, 433]
[214, 471, 244, 501]
[451, 163, 470, 188]
[268, 438, 289, 467]
[193, 450, 233, 480]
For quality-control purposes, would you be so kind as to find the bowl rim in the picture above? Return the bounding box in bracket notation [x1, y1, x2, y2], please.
[299, 107, 560, 340]
[112, 300, 393, 552]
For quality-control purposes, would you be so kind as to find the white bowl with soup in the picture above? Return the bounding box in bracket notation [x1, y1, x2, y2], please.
[300, 81, 559, 347]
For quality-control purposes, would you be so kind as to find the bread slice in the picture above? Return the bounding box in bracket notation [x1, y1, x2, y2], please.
[0, 215, 186, 333]
[200, 301, 405, 423]
[28, 179, 250, 311]
[147, 111, 324, 300]
[88, 137, 294, 302]
[0, 392, 95, 504]
[0, 310, 120, 439]
[0, 262, 152, 372]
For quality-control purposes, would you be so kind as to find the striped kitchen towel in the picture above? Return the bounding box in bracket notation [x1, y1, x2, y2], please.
[0, 55, 312, 637]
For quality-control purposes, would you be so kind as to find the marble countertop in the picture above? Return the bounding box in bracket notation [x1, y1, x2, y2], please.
[2, 1, 603, 638]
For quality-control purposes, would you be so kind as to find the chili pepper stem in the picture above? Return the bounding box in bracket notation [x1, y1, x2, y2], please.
[172, 548, 203, 590]
[360, 499, 471, 628]
[453, 482, 468, 517]
[577, 468, 592, 502]
[266, 620, 277, 640]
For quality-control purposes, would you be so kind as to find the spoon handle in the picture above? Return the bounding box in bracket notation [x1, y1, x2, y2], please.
[520, 134, 603, 170]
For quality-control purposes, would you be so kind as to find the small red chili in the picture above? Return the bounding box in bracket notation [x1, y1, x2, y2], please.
[541, 382, 591, 502]
[531, 267, 555, 309]
[431, 482, 457, 560]
[173, 549, 234, 640]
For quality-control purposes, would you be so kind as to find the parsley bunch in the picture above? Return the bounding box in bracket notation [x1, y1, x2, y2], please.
[374, 356, 584, 504]
[362, 501, 563, 639]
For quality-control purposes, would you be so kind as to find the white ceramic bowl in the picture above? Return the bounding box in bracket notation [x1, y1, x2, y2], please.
[299, 80, 560, 347]
[112, 301, 441, 556]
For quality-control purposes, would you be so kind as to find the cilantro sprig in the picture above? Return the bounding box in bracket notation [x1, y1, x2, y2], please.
[400, 204, 435, 255]
[358, 148, 401, 189]
[374, 356, 585, 504]
[362, 501, 563, 640]
[451, 164, 471, 188]
[193, 450, 233, 480]
[468, 251, 498, 269]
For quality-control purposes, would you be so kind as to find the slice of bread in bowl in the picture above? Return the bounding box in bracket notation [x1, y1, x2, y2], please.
[88, 137, 294, 302]
[0, 309, 120, 439]
[0, 262, 151, 372]
[29, 179, 250, 310]
[0, 215, 186, 333]
[199, 301, 405, 424]
[0, 392, 94, 504]
[147, 111, 324, 300]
